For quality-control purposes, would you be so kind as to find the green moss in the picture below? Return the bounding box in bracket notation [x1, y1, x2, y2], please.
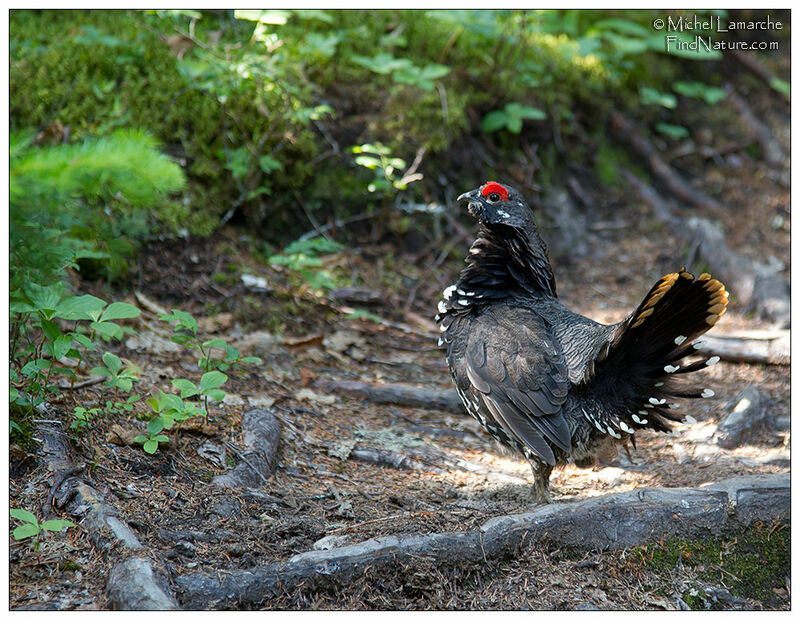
[633, 526, 790, 609]
[10, 404, 36, 450]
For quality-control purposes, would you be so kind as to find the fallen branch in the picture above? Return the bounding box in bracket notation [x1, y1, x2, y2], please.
[622, 169, 790, 326]
[609, 110, 725, 216]
[702, 330, 789, 365]
[174, 473, 789, 610]
[213, 408, 280, 489]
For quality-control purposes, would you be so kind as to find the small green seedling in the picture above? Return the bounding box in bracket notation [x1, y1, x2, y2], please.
[172, 371, 228, 415]
[10, 508, 75, 551]
[90, 351, 140, 392]
[70, 406, 102, 433]
[199, 339, 261, 372]
[134, 417, 170, 454]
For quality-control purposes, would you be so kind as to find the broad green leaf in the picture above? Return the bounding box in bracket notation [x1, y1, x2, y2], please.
[21, 359, 52, 375]
[481, 110, 509, 133]
[52, 335, 72, 360]
[100, 302, 141, 322]
[134, 434, 148, 443]
[172, 379, 200, 398]
[240, 356, 262, 364]
[71, 333, 96, 350]
[161, 393, 185, 412]
[56, 295, 107, 321]
[101, 352, 123, 374]
[602, 32, 649, 55]
[202, 339, 228, 349]
[91, 321, 123, 340]
[143, 439, 159, 454]
[506, 102, 547, 121]
[147, 417, 165, 435]
[10, 301, 36, 315]
[505, 116, 523, 134]
[90, 366, 112, 377]
[200, 371, 228, 391]
[13, 523, 40, 540]
[25, 282, 63, 313]
[155, 435, 170, 443]
[770, 77, 790, 96]
[234, 9, 290, 24]
[10, 508, 38, 525]
[591, 18, 650, 37]
[40, 519, 75, 532]
[640, 86, 677, 109]
[672, 80, 727, 104]
[655, 122, 690, 140]
[258, 155, 283, 174]
[204, 389, 227, 403]
[40, 320, 62, 342]
[159, 309, 197, 332]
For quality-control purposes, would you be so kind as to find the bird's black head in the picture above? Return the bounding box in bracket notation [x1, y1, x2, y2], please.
[458, 181, 533, 229]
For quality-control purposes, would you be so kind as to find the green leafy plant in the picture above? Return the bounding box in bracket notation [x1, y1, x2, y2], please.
[268, 237, 345, 292]
[134, 417, 170, 454]
[640, 86, 677, 109]
[10, 509, 75, 551]
[199, 339, 261, 373]
[351, 143, 419, 194]
[9, 282, 140, 412]
[672, 80, 727, 105]
[172, 371, 228, 416]
[90, 352, 140, 392]
[145, 390, 205, 429]
[351, 53, 450, 91]
[10, 129, 185, 291]
[70, 406, 103, 433]
[655, 122, 690, 140]
[481, 102, 547, 134]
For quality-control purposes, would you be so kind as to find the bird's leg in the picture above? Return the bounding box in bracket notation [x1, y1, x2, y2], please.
[528, 461, 553, 504]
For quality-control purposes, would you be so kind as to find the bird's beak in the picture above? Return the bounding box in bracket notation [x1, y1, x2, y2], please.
[457, 189, 479, 203]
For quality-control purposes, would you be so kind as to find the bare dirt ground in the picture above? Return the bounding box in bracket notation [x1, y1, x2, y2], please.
[9, 59, 790, 611]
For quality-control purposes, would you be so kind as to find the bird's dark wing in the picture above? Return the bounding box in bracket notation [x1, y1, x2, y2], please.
[459, 307, 571, 466]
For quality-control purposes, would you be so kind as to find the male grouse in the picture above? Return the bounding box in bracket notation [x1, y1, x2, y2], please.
[436, 181, 727, 502]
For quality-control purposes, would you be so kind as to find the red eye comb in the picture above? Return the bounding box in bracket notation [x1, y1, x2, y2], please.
[480, 181, 508, 200]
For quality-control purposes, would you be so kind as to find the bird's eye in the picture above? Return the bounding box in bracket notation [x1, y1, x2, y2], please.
[488, 193, 500, 202]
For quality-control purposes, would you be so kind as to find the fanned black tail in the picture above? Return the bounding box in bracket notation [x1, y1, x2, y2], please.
[580, 268, 728, 435]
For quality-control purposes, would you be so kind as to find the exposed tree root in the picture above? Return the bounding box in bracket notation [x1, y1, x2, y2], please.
[316, 378, 464, 413]
[609, 110, 725, 216]
[34, 410, 180, 610]
[174, 474, 789, 610]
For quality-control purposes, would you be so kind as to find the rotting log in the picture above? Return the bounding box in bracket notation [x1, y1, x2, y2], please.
[174, 473, 789, 610]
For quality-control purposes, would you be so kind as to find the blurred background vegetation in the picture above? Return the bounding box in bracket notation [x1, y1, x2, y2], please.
[9, 8, 790, 297]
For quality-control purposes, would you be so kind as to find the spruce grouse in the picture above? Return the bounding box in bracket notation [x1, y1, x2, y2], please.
[436, 181, 727, 502]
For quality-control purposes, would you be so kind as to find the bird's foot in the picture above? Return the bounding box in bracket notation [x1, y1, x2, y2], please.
[529, 479, 552, 505]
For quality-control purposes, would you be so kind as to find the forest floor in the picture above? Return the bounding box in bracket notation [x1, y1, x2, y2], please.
[9, 67, 790, 610]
